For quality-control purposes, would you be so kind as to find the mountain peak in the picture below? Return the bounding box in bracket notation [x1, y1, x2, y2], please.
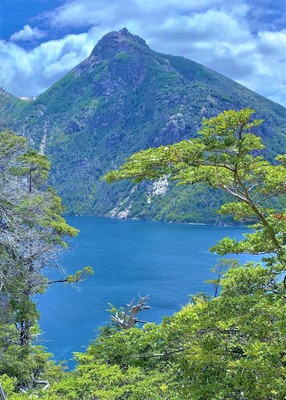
[90, 28, 149, 59]
[118, 27, 147, 46]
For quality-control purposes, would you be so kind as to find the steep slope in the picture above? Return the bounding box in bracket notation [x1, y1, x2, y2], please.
[0, 88, 28, 130]
[11, 28, 286, 222]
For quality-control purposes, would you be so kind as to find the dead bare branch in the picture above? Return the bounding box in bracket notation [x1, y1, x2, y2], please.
[111, 295, 150, 329]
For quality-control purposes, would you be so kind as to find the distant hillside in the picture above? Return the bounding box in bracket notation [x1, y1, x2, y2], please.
[9, 28, 286, 223]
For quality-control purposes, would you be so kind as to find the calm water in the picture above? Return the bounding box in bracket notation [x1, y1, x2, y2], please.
[37, 217, 254, 365]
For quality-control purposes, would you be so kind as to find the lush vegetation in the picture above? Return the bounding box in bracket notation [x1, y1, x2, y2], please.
[1, 109, 286, 399]
[0, 130, 92, 396]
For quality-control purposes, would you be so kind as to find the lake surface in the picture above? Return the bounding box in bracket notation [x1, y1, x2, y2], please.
[38, 217, 255, 366]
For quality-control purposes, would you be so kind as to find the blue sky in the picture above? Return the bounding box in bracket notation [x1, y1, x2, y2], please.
[0, 0, 285, 106]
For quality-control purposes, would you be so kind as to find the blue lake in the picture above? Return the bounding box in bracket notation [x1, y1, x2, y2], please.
[38, 217, 255, 366]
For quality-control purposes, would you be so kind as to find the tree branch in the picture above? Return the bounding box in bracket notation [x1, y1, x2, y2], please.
[31, 375, 50, 391]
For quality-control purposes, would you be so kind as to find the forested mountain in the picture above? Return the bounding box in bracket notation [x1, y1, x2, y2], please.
[9, 28, 286, 222]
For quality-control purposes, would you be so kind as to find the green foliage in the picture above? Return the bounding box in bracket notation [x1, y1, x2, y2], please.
[0, 130, 92, 392]
[66, 266, 94, 283]
[13, 150, 50, 183]
[0, 374, 17, 397]
[34, 361, 170, 400]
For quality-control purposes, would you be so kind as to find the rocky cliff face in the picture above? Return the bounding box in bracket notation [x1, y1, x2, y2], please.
[10, 29, 286, 222]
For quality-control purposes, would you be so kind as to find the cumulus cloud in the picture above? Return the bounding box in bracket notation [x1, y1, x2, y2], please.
[44, 0, 131, 29]
[0, 30, 99, 96]
[44, 0, 243, 29]
[1, 0, 285, 107]
[10, 25, 46, 42]
[237, 29, 286, 103]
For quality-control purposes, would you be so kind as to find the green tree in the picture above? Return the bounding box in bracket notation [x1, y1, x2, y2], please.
[101, 108, 286, 399]
[0, 130, 92, 390]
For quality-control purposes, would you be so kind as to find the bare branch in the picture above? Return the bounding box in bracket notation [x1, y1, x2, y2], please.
[0, 383, 6, 400]
[111, 295, 150, 329]
[31, 375, 50, 391]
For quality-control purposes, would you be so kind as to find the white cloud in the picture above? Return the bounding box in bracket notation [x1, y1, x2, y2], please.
[45, 0, 246, 29]
[46, 0, 132, 29]
[0, 30, 100, 96]
[236, 29, 286, 103]
[10, 25, 46, 42]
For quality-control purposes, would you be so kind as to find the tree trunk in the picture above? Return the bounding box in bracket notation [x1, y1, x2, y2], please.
[19, 319, 29, 346]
